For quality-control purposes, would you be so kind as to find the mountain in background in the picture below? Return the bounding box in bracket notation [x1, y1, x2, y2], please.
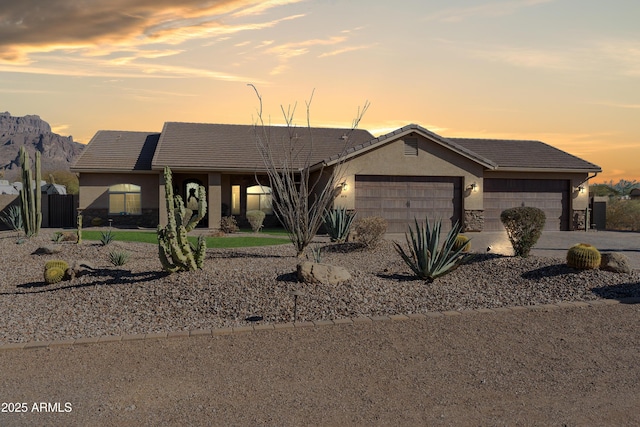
[0, 112, 85, 180]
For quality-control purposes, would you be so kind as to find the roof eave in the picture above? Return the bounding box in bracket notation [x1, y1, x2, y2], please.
[489, 167, 603, 173]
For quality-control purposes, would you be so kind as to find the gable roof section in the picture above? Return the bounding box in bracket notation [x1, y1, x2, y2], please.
[72, 130, 160, 172]
[322, 124, 498, 168]
[450, 138, 602, 172]
[151, 122, 375, 172]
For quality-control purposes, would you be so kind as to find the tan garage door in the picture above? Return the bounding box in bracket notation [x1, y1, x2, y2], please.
[355, 175, 462, 233]
[483, 178, 570, 231]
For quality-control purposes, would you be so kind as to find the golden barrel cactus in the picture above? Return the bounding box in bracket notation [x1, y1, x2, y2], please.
[453, 234, 471, 253]
[566, 243, 601, 270]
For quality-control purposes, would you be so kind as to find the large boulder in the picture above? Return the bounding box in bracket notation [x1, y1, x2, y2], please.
[296, 261, 351, 285]
[600, 252, 632, 274]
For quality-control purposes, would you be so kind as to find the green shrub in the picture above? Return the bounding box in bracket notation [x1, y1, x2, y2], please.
[91, 217, 103, 226]
[394, 218, 469, 282]
[323, 207, 357, 243]
[100, 230, 115, 246]
[500, 207, 546, 257]
[246, 210, 266, 232]
[353, 216, 387, 248]
[219, 215, 239, 233]
[108, 250, 130, 266]
[566, 243, 601, 269]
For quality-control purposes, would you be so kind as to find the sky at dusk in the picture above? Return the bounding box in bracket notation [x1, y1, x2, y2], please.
[1, 0, 638, 182]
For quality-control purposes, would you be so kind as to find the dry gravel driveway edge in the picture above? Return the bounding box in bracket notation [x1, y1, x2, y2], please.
[0, 303, 638, 426]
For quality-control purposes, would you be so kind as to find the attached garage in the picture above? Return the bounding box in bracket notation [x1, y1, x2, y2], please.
[483, 178, 571, 231]
[355, 175, 462, 233]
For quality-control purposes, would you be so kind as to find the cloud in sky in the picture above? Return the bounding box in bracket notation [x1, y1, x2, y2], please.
[0, 0, 306, 64]
[424, 0, 555, 22]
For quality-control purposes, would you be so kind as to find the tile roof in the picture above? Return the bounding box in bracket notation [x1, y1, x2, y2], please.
[72, 131, 160, 172]
[325, 124, 498, 168]
[151, 122, 375, 171]
[74, 122, 601, 175]
[449, 138, 601, 172]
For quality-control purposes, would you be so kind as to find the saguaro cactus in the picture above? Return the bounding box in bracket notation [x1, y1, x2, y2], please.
[19, 146, 42, 237]
[157, 166, 207, 272]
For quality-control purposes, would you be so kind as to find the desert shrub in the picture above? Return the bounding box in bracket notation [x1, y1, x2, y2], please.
[220, 215, 239, 233]
[308, 244, 323, 263]
[52, 231, 78, 242]
[500, 207, 546, 257]
[246, 210, 266, 232]
[91, 217, 103, 226]
[323, 207, 356, 243]
[606, 199, 640, 231]
[394, 218, 469, 282]
[100, 230, 115, 246]
[0, 205, 23, 231]
[108, 250, 130, 266]
[566, 243, 601, 270]
[353, 216, 387, 248]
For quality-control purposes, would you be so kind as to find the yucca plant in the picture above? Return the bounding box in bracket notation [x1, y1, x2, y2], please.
[323, 207, 357, 243]
[108, 250, 130, 266]
[100, 230, 115, 246]
[393, 217, 470, 282]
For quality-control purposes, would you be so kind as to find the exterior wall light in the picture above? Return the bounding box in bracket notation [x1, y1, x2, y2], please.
[467, 182, 478, 192]
[340, 182, 349, 191]
[573, 186, 585, 194]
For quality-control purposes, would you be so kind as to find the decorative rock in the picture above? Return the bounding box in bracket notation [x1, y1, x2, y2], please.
[66, 260, 96, 279]
[296, 261, 351, 285]
[32, 246, 60, 255]
[600, 252, 632, 274]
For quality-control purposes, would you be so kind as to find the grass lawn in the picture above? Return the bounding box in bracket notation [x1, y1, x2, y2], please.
[81, 230, 290, 248]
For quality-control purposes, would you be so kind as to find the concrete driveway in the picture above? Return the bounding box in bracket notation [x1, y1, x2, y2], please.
[386, 230, 640, 269]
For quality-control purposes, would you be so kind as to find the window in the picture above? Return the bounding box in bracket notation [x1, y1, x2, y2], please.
[109, 184, 141, 215]
[246, 185, 273, 214]
[231, 185, 241, 215]
[404, 137, 418, 156]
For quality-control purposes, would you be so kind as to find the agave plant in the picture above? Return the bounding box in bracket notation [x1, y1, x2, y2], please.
[0, 205, 23, 232]
[100, 230, 115, 246]
[393, 217, 470, 282]
[323, 207, 357, 243]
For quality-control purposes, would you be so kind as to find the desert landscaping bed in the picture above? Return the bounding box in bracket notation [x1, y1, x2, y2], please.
[1, 233, 639, 345]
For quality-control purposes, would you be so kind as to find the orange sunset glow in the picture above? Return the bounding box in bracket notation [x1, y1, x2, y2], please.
[1, 0, 638, 183]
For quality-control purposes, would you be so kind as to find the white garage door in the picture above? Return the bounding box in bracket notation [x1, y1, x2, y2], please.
[355, 175, 462, 233]
[483, 178, 570, 231]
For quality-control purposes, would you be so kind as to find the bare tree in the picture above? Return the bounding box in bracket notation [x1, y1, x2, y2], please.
[249, 85, 369, 257]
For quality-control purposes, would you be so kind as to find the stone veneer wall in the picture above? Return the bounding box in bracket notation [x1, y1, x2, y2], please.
[464, 210, 484, 232]
[80, 208, 159, 228]
[572, 209, 586, 231]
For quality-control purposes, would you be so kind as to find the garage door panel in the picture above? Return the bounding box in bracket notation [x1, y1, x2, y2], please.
[483, 179, 569, 231]
[355, 175, 461, 233]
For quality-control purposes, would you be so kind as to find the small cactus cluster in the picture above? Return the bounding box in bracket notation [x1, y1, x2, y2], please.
[453, 234, 471, 253]
[566, 243, 601, 270]
[43, 260, 69, 284]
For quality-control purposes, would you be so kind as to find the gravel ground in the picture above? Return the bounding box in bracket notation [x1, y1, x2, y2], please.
[1, 232, 638, 345]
